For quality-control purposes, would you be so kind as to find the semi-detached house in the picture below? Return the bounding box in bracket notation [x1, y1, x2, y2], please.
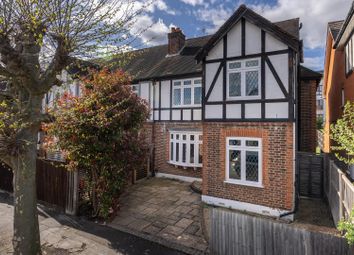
[45, 5, 321, 219]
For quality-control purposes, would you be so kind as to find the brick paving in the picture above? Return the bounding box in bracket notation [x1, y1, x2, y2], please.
[109, 178, 208, 254]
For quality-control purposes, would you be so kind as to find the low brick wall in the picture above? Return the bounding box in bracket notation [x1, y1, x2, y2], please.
[202, 122, 294, 211]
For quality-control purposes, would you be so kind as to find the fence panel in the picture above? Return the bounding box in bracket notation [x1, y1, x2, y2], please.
[210, 208, 352, 255]
[298, 152, 324, 198]
[325, 159, 354, 225]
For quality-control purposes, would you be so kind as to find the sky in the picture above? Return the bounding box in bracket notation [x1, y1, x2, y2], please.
[129, 0, 353, 71]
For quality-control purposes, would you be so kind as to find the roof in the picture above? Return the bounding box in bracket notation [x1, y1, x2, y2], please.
[196, 5, 300, 61]
[328, 20, 344, 41]
[300, 65, 322, 81]
[107, 5, 300, 82]
[107, 36, 211, 82]
[334, 2, 354, 48]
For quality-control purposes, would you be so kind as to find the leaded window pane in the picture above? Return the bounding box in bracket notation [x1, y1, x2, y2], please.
[174, 88, 181, 105]
[194, 79, 202, 84]
[246, 140, 259, 147]
[174, 81, 181, 86]
[184, 80, 192, 85]
[246, 71, 259, 96]
[229, 139, 241, 146]
[246, 60, 259, 67]
[184, 88, 192, 105]
[198, 144, 203, 164]
[246, 151, 259, 182]
[194, 87, 202, 105]
[229, 72, 241, 97]
[229, 150, 241, 180]
[229, 62, 241, 69]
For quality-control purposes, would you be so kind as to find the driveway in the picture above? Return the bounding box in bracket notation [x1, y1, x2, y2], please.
[0, 191, 185, 255]
[109, 178, 209, 254]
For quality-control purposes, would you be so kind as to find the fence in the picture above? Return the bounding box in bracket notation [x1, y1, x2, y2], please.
[210, 208, 352, 255]
[0, 159, 78, 215]
[325, 159, 354, 225]
[298, 152, 324, 198]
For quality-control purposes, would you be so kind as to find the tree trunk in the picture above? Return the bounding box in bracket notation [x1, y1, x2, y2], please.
[11, 127, 41, 255]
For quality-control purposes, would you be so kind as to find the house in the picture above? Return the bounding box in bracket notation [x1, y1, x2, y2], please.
[104, 5, 320, 219]
[41, 5, 320, 219]
[316, 76, 325, 119]
[323, 3, 354, 153]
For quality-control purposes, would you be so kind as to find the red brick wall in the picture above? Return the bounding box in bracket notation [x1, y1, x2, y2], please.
[202, 122, 294, 211]
[299, 80, 317, 152]
[153, 122, 203, 178]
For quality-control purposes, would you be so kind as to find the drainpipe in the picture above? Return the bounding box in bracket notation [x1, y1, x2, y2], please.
[279, 52, 300, 219]
[151, 81, 156, 177]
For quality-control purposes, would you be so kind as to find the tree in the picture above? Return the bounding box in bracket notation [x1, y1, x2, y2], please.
[45, 69, 149, 219]
[330, 101, 354, 165]
[0, 1, 147, 254]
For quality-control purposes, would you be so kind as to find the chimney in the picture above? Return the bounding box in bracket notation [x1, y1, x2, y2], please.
[168, 27, 185, 55]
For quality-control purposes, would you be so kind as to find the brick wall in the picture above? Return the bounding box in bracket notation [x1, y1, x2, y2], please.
[152, 122, 202, 178]
[202, 122, 294, 211]
[299, 80, 317, 153]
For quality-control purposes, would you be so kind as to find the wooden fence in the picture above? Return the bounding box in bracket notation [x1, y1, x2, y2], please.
[298, 152, 324, 198]
[210, 208, 352, 255]
[0, 159, 78, 215]
[325, 159, 354, 225]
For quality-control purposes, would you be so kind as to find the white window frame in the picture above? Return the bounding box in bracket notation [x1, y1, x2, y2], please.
[225, 137, 263, 187]
[172, 78, 202, 107]
[169, 131, 202, 168]
[227, 58, 261, 100]
[131, 84, 141, 96]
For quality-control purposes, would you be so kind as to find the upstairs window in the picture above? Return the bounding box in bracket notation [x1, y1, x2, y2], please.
[345, 35, 354, 75]
[169, 131, 202, 168]
[173, 78, 202, 107]
[227, 58, 261, 99]
[226, 137, 262, 187]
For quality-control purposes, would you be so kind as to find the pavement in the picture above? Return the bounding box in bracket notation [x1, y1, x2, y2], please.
[0, 191, 185, 255]
[109, 178, 209, 255]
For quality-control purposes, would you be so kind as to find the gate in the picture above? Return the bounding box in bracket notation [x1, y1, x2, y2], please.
[0, 159, 78, 215]
[298, 152, 325, 198]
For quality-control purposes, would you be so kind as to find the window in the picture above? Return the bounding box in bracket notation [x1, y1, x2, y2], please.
[131, 84, 141, 96]
[226, 137, 262, 187]
[345, 36, 354, 75]
[227, 58, 261, 99]
[172, 78, 202, 107]
[169, 131, 202, 167]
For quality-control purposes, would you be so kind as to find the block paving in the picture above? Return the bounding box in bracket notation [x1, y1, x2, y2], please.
[109, 178, 208, 254]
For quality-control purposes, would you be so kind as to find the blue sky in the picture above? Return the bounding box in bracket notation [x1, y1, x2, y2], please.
[131, 0, 352, 71]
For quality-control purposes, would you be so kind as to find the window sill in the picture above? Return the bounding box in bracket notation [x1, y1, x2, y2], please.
[224, 180, 264, 188]
[226, 96, 261, 101]
[168, 161, 202, 169]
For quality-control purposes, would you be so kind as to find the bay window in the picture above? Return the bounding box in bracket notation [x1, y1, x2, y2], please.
[226, 137, 262, 187]
[169, 131, 202, 168]
[173, 78, 202, 107]
[227, 58, 261, 99]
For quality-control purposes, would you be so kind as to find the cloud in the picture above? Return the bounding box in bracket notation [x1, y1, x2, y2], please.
[132, 15, 174, 46]
[303, 56, 324, 71]
[250, 0, 351, 50]
[180, 0, 204, 6]
[194, 6, 232, 33]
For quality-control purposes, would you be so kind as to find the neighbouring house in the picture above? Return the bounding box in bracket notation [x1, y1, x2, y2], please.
[323, 3, 354, 154]
[41, 5, 320, 219]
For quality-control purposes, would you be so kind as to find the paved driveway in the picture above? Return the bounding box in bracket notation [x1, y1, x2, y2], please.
[109, 178, 208, 254]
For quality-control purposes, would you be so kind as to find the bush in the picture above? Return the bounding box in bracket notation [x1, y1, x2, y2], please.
[45, 68, 150, 219]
